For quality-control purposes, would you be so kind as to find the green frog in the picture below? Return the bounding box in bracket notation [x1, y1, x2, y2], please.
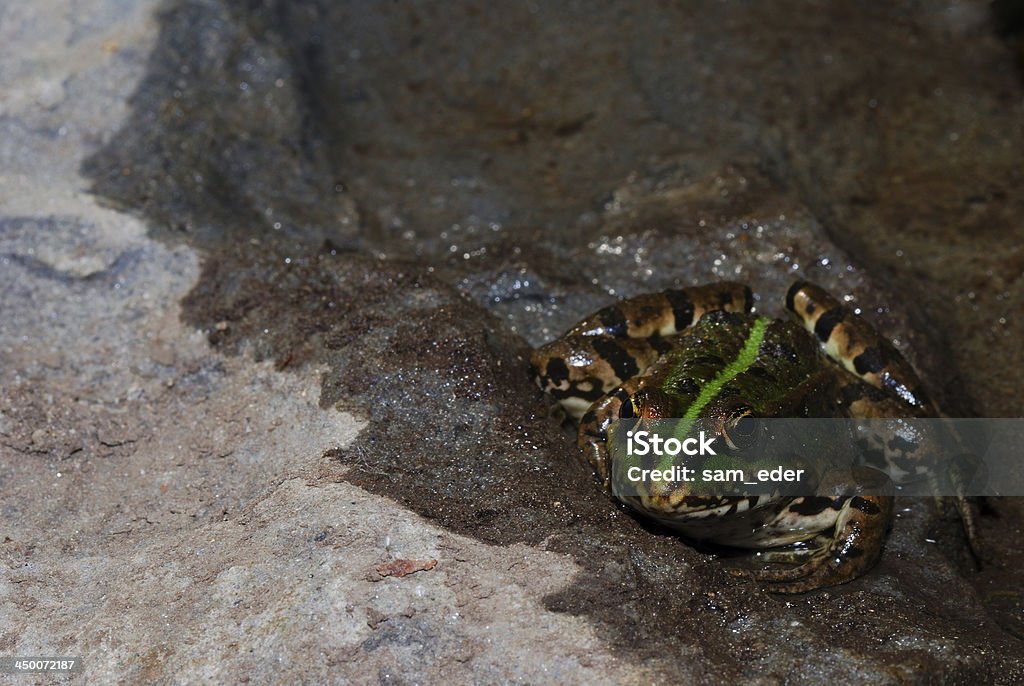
[531, 281, 973, 593]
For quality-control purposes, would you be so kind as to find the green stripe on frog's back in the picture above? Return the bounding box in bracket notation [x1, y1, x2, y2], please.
[660, 314, 823, 418]
[680, 317, 770, 420]
[653, 317, 770, 473]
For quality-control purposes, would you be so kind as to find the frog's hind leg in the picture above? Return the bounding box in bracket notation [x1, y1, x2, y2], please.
[564, 282, 752, 341]
[787, 281, 983, 562]
[785, 280, 935, 416]
[531, 336, 668, 421]
[735, 491, 894, 594]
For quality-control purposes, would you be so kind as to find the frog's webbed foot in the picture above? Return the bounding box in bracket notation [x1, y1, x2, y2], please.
[731, 493, 894, 594]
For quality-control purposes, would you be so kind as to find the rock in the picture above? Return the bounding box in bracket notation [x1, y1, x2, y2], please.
[3, 0, 1023, 683]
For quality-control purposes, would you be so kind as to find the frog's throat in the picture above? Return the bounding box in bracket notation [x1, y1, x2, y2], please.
[680, 315, 771, 421]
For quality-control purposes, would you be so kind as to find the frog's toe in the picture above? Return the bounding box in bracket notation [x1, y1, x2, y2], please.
[932, 495, 985, 567]
[739, 550, 875, 594]
[722, 541, 821, 581]
[723, 558, 832, 593]
[748, 553, 847, 594]
[754, 536, 831, 565]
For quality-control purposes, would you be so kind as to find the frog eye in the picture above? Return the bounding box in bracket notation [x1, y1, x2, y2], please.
[722, 409, 760, 450]
[619, 396, 639, 419]
[619, 389, 673, 420]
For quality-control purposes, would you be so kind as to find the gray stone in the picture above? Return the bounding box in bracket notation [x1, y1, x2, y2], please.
[3, 1, 1023, 683]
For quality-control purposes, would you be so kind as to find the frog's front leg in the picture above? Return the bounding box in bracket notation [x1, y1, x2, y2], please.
[577, 379, 646, 488]
[531, 282, 752, 420]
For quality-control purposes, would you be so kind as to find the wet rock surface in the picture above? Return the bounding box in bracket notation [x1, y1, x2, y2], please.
[3, 0, 1023, 682]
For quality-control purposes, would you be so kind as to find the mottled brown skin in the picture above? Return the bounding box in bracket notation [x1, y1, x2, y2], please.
[786, 284, 937, 417]
[532, 280, 972, 593]
[531, 283, 752, 421]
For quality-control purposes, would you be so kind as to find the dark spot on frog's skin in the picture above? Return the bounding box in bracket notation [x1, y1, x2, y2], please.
[597, 306, 628, 336]
[785, 280, 810, 312]
[649, 333, 674, 355]
[839, 384, 865, 405]
[592, 339, 640, 381]
[814, 308, 846, 343]
[886, 434, 919, 455]
[564, 381, 606, 401]
[545, 357, 570, 384]
[839, 381, 888, 406]
[859, 446, 888, 469]
[789, 497, 843, 516]
[853, 346, 886, 375]
[665, 289, 695, 331]
[850, 497, 881, 515]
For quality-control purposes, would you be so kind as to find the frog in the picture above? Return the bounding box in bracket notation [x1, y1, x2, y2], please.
[531, 280, 976, 593]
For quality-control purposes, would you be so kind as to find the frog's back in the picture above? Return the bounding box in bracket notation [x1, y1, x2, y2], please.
[649, 311, 834, 420]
